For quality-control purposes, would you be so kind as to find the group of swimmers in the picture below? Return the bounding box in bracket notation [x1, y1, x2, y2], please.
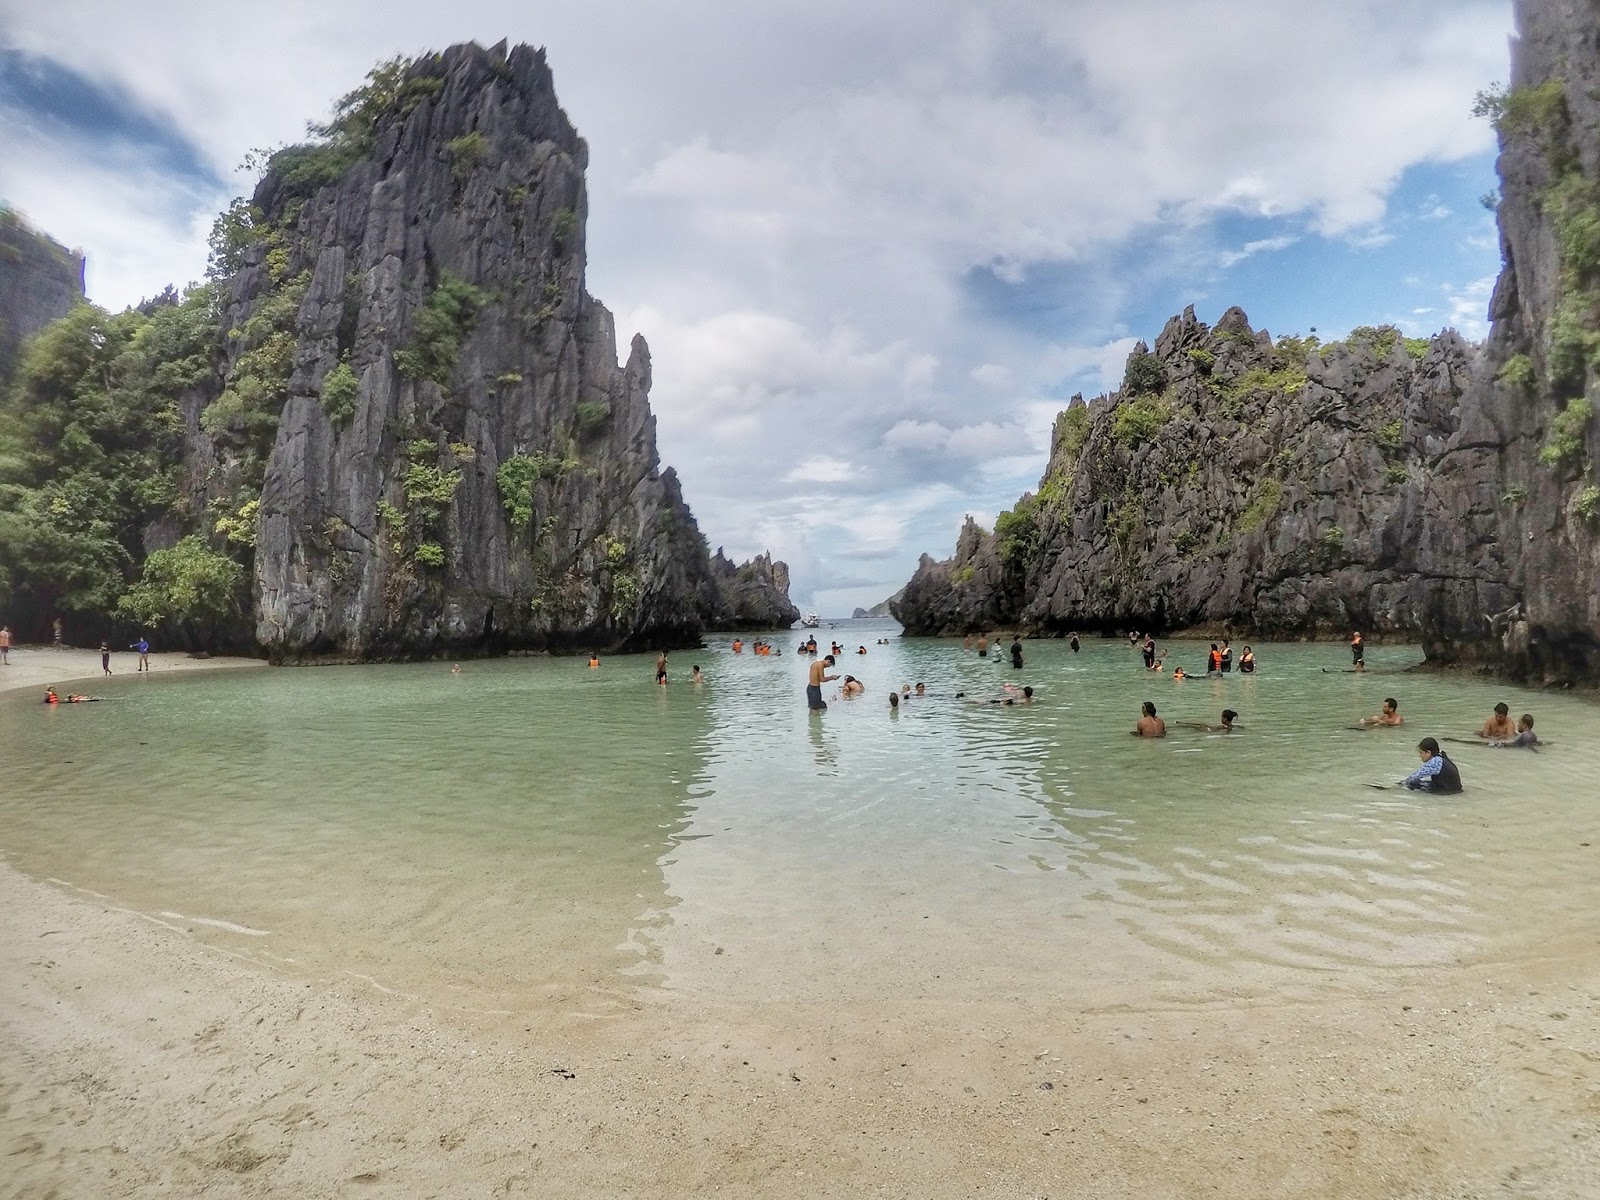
[1128, 633, 1256, 678]
[40, 687, 103, 704]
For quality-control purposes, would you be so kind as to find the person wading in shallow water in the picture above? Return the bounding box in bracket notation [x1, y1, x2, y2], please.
[1133, 701, 1166, 738]
[807, 654, 838, 711]
[1010, 636, 1024, 669]
[1350, 630, 1365, 670]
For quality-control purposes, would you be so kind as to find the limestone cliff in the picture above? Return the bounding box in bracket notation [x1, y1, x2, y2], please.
[893, 313, 1478, 639]
[190, 42, 789, 658]
[0, 211, 84, 386]
[897, 0, 1600, 686]
[705, 549, 800, 630]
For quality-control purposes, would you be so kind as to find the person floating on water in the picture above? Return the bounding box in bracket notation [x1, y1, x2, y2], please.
[1402, 737, 1463, 793]
[1477, 703, 1516, 741]
[1133, 700, 1166, 737]
[1011, 636, 1024, 669]
[66, 693, 102, 703]
[1180, 709, 1239, 733]
[807, 654, 838, 711]
[857, 645, 868, 655]
[1360, 698, 1403, 727]
[1350, 630, 1365, 671]
[1238, 645, 1256, 673]
[43, 687, 58, 705]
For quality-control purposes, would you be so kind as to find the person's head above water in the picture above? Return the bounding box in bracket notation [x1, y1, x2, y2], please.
[1023, 686, 1034, 699]
[1384, 698, 1398, 713]
[1221, 709, 1238, 726]
[1520, 713, 1535, 730]
[915, 682, 926, 694]
[1417, 736, 1441, 757]
[1142, 701, 1157, 717]
[1493, 702, 1510, 717]
[889, 692, 899, 709]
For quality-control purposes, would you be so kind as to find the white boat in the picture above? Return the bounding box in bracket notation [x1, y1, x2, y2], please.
[800, 612, 821, 628]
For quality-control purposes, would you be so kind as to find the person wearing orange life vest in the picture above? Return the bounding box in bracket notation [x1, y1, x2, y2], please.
[1207, 644, 1222, 674]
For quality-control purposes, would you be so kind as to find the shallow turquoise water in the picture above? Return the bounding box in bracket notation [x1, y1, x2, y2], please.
[3, 623, 1598, 1016]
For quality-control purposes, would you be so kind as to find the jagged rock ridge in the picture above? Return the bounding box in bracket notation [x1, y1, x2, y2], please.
[195, 42, 791, 657]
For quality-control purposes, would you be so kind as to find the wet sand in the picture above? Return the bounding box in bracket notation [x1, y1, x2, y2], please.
[4, 659, 1600, 1197]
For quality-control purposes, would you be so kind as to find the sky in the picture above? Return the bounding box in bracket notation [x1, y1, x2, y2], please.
[0, 0, 1514, 614]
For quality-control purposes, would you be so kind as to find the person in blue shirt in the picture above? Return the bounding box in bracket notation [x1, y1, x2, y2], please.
[132, 636, 150, 672]
[1403, 737, 1462, 793]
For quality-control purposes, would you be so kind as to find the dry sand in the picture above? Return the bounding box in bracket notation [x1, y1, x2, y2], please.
[4, 655, 1600, 1198]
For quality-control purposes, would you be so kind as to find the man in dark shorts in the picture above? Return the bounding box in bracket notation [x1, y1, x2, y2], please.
[1142, 636, 1156, 670]
[807, 654, 838, 711]
[1350, 631, 1364, 670]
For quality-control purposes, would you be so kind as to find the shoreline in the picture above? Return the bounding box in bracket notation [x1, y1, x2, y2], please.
[0, 644, 266, 700]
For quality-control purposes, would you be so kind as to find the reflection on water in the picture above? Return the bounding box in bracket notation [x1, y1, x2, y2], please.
[3, 622, 1598, 1015]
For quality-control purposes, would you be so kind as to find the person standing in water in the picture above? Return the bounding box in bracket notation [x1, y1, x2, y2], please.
[1476, 703, 1516, 741]
[655, 651, 668, 685]
[1219, 640, 1233, 673]
[1069, 633, 1080, 653]
[1238, 645, 1256, 673]
[1133, 701, 1166, 737]
[691, 665, 705, 684]
[1402, 738, 1463, 793]
[807, 654, 838, 711]
[1010, 636, 1024, 669]
[977, 633, 989, 658]
[1350, 630, 1365, 670]
[1142, 636, 1157, 670]
[1360, 698, 1403, 727]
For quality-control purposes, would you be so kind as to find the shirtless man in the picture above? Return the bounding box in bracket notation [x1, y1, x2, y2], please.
[807, 654, 838, 711]
[1477, 702, 1516, 741]
[1133, 700, 1166, 737]
[1360, 697, 1403, 727]
[1179, 709, 1239, 733]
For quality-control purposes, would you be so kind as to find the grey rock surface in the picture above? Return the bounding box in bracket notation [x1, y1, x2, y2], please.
[0, 212, 84, 387]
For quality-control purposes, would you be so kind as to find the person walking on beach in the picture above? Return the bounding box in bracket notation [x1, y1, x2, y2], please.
[100, 640, 111, 675]
[52, 617, 63, 651]
[132, 635, 150, 672]
[807, 654, 838, 712]
[0, 625, 10, 664]
[1133, 701, 1166, 737]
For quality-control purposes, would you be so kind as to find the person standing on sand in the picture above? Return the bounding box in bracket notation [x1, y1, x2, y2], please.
[132, 636, 150, 672]
[0, 624, 10, 664]
[1133, 701, 1166, 737]
[100, 640, 111, 675]
[807, 654, 838, 711]
[53, 617, 63, 651]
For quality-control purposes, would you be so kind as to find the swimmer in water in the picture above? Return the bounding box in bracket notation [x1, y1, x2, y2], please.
[451, 663, 462, 675]
[914, 682, 926, 696]
[1171, 667, 1188, 680]
[1238, 645, 1256, 673]
[1179, 709, 1239, 733]
[692, 665, 704, 684]
[1133, 700, 1166, 737]
[841, 675, 864, 697]
[1069, 633, 1080, 653]
[1476, 702, 1516, 741]
[889, 691, 899, 710]
[66, 693, 103, 703]
[1360, 697, 1403, 727]
[42, 687, 59, 705]
[588, 653, 599, 668]
[1401, 737, 1463, 793]
[1350, 630, 1365, 671]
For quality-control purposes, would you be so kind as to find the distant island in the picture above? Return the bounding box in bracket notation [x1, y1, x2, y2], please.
[851, 590, 902, 620]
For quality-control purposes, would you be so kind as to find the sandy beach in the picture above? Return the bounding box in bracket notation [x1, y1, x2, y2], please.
[4, 655, 1600, 1198]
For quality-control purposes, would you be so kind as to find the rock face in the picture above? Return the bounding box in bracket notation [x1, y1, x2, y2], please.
[198, 43, 789, 658]
[852, 590, 901, 620]
[0, 212, 84, 386]
[704, 549, 800, 629]
[894, 313, 1476, 638]
[897, 0, 1600, 686]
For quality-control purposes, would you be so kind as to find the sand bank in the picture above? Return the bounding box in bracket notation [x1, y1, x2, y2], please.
[0, 643, 265, 699]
